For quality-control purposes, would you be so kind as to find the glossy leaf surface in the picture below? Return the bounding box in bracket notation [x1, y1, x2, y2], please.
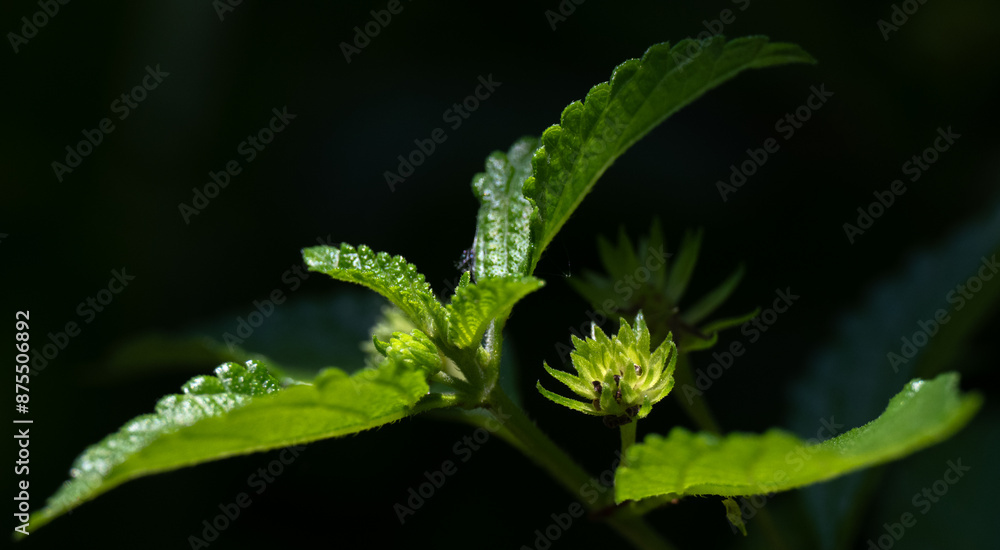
[616, 373, 981, 503]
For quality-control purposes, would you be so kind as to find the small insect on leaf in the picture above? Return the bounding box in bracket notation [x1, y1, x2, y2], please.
[454, 239, 477, 278]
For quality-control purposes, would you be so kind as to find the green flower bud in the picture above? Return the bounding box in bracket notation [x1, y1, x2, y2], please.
[537, 311, 676, 425]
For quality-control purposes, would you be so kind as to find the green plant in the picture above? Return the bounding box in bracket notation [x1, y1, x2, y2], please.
[18, 36, 984, 549]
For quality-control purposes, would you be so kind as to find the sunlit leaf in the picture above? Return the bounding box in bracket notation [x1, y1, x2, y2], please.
[524, 36, 814, 271]
[26, 333, 449, 535]
[616, 373, 981, 503]
[446, 277, 544, 348]
[472, 137, 540, 280]
[303, 244, 447, 337]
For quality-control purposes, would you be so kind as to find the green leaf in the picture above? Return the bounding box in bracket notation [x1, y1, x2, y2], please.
[676, 308, 759, 352]
[615, 373, 981, 503]
[723, 497, 748, 536]
[787, 198, 1000, 549]
[567, 221, 752, 354]
[664, 229, 702, 303]
[384, 328, 445, 373]
[599, 227, 642, 281]
[446, 277, 545, 349]
[27, 342, 448, 535]
[303, 244, 447, 336]
[536, 379, 601, 415]
[524, 35, 814, 271]
[569, 222, 670, 315]
[472, 136, 540, 280]
[679, 264, 745, 325]
[372, 334, 390, 357]
[363, 303, 418, 365]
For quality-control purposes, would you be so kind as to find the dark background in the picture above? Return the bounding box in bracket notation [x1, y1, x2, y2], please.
[4, 1, 999, 549]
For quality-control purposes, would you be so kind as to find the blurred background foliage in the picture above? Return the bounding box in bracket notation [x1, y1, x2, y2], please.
[4, 0, 998, 548]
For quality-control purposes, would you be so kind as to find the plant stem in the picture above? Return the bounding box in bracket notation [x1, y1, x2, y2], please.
[620, 419, 637, 455]
[486, 386, 605, 505]
[483, 387, 679, 550]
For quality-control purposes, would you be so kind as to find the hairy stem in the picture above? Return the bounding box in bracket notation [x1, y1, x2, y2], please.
[486, 386, 606, 505]
[482, 387, 678, 550]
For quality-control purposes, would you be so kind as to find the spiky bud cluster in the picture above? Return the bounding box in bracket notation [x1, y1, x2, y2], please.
[537, 312, 676, 426]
